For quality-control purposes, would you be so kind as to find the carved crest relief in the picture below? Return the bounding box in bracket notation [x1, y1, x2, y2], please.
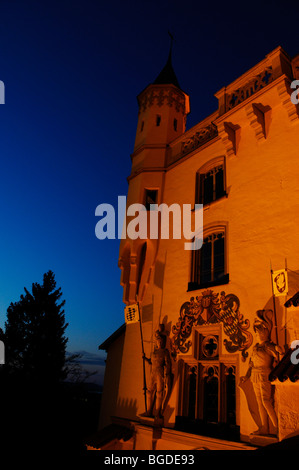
[170, 289, 253, 361]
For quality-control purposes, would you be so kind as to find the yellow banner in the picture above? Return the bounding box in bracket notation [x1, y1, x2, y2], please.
[124, 303, 140, 324]
[272, 269, 288, 296]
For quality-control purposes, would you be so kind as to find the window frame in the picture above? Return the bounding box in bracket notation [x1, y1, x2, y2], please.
[175, 325, 239, 439]
[144, 188, 158, 211]
[189, 224, 229, 291]
[195, 156, 227, 206]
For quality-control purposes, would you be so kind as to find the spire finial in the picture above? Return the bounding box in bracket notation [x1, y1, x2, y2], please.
[167, 31, 174, 62]
[152, 32, 181, 89]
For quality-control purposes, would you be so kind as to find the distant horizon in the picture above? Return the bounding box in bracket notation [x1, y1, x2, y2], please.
[65, 349, 106, 387]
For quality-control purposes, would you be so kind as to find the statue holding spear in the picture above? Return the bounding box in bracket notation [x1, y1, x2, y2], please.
[143, 324, 172, 418]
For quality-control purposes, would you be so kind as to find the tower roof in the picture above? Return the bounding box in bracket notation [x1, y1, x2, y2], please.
[153, 41, 181, 89]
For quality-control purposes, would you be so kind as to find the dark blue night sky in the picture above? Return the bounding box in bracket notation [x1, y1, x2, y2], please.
[0, 0, 297, 367]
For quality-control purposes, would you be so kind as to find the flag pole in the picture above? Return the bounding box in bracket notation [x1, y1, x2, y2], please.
[270, 260, 279, 345]
[136, 295, 147, 413]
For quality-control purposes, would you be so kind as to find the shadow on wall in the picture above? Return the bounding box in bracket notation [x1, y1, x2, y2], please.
[286, 269, 299, 299]
[116, 397, 138, 420]
[154, 259, 165, 290]
[261, 297, 281, 344]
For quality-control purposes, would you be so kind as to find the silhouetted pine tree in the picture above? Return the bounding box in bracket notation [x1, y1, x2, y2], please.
[3, 270, 68, 384]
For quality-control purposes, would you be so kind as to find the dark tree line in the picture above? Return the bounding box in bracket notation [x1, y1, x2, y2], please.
[0, 271, 90, 454]
[1, 270, 68, 384]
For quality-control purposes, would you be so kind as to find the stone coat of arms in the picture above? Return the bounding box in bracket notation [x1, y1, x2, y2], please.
[170, 289, 253, 361]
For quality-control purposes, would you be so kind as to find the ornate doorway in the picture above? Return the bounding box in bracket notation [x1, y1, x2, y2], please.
[176, 325, 239, 440]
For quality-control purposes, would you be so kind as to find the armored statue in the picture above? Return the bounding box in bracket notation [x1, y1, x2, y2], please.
[240, 309, 283, 436]
[143, 324, 172, 418]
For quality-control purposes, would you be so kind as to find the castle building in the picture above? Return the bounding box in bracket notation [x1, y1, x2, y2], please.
[88, 45, 299, 450]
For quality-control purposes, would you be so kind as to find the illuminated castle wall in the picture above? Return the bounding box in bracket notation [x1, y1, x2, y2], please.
[96, 46, 299, 450]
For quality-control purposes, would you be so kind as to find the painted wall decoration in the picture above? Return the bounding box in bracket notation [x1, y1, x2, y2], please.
[170, 289, 253, 361]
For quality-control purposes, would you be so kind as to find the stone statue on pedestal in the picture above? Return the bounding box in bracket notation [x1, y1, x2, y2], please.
[143, 324, 172, 418]
[240, 309, 283, 436]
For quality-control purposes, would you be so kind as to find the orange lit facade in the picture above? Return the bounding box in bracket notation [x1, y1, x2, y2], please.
[93, 46, 299, 450]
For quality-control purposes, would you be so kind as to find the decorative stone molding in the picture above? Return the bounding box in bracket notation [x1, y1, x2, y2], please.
[292, 55, 299, 80]
[202, 364, 219, 379]
[245, 103, 272, 141]
[217, 121, 241, 156]
[181, 123, 218, 156]
[137, 85, 187, 114]
[226, 67, 273, 111]
[277, 77, 299, 123]
[215, 47, 293, 116]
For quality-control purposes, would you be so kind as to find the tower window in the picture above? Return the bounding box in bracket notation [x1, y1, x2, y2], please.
[144, 189, 158, 210]
[140, 121, 144, 132]
[156, 115, 161, 126]
[174, 118, 177, 131]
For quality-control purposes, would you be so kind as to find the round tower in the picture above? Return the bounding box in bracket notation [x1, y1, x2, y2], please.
[133, 46, 190, 155]
[119, 43, 190, 306]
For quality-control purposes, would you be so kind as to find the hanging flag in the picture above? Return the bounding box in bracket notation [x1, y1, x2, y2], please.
[272, 269, 288, 296]
[124, 303, 140, 324]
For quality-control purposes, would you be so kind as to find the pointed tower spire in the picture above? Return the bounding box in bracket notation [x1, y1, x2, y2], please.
[133, 33, 189, 152]
[153, 32, 181, 89]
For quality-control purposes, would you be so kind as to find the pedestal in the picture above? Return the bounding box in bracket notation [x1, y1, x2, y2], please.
[138, 413, 164, 428]
[249, 433, 278, 447]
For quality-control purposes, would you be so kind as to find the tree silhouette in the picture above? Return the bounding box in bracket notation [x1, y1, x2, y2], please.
[0, 272, 96, 454]
[2, 270, 68, 384]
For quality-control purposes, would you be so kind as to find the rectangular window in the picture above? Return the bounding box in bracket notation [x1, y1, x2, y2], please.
[176, 361, 238, 438]
[144, 189, 158, 211]
[200, 240, 212, 284]
[189, 230, 228, 290]
[213, 234, 225, 281]
[197, 164, 226, 205]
